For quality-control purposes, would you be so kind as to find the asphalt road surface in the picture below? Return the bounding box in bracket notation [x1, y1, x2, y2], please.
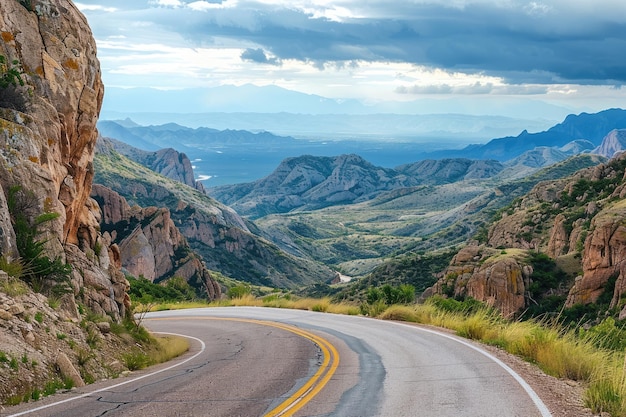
[4, 307, 552, 417]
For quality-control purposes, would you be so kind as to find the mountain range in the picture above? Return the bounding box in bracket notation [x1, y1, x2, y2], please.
[97, 109, 626, 188]
[94, 137, 335, 289]
[429, 108, 626, 161]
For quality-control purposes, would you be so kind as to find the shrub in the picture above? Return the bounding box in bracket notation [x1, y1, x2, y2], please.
[227, 284, 252, 299]
[0, 55, 24, 88]
[34, 311, 43, 323]
[7, 186, 72, 295]
[128, 275, 197, 304]
[0, 55, 28, 112]
[122, 351, 150, 371]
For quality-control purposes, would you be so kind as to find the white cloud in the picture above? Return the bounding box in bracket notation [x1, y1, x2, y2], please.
[187, 1, 238, 11]
[150, 0, 184, 7]
[74, 3, 117, 12]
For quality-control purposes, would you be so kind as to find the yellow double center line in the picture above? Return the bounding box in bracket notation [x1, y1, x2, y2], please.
[260, 320, 340, 417]
[151, 317, 340, 417]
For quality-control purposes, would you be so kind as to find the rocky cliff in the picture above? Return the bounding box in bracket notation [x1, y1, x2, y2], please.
[99, 136, 206, 193]
[0, 0, 131, 319]
[427, 152, 626, 318]
[0, 0, 147, 405]
[593, 129, 626, 158]
[91, 184, 220, 299]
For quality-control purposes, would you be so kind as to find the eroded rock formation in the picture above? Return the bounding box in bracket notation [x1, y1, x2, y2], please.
[92, 185, 221, 299]
[428, 153, 626, 318]
[0, 0, 126, 318]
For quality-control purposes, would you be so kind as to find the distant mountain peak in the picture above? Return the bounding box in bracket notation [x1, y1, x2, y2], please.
[593, 129, 626, 158]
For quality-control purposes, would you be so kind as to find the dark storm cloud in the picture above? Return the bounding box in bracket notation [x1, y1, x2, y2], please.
[240, 48, 281, 65]
[78, 1, 626, 85]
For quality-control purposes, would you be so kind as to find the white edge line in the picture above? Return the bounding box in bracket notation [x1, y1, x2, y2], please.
[390, 321, 553, 417]
[6, 331, 206, 417]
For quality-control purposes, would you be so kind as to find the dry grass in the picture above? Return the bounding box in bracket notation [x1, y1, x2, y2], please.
[378, 305, 420, 322]
[149, 335, 190, 364]
[229, 294, 263, 307]
[326, 302, 360, 315]
[0, 277, 29, 297]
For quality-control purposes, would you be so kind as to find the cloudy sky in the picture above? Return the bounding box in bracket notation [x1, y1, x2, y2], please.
[75, 0, 626, 117]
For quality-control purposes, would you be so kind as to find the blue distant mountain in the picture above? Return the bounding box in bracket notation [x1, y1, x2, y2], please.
[428, 108, 626, 161]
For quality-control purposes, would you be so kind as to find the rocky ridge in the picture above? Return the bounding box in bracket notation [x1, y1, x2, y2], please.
[99, 136, 206, 193]
[593, 129, 626, 158]
[209, 155, 507, 218]
[91, 185, 220, 299]
[426, 149, 626, 318]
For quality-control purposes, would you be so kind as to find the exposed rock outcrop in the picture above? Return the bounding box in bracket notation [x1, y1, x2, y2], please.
[566, 199, 626, 310]
[0, 0, 151, 405]
[427, 152, 626, 317]
[425, 246, 531, 317]
[97, 136, 206, 192]
[593, 129, 626, 158]
[0, 0, 130, 318]
[91, 185, 221, 299]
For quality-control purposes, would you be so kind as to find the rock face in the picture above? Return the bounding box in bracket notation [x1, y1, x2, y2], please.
[566, 199, 626, 310]
[0, 1, 130, 318]
[98, 136, 205, 193]
[0, 0, 154, 405]
[425, 246, 531, 317]
[593, 129, 626, 158]
[427, 152, 626, 317]
[91, 185, 221, 299]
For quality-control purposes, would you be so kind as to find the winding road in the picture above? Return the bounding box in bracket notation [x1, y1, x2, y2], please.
[4, 307, 552, 417]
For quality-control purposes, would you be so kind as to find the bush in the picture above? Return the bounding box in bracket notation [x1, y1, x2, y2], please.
[122, 351, 150, 371]
[7, 186, 72, 294]
[428, 295, 486, 314]
[227, 284, 252, 299]
[128, 275, 197, 304]
[0, 55, 28, 112]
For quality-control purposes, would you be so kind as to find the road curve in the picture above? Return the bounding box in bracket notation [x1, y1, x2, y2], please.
[147, 307, 552, 417]
[4, 307, 552, 417]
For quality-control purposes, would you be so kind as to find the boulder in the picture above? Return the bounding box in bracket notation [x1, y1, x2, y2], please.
[56, 352, 85, 388]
